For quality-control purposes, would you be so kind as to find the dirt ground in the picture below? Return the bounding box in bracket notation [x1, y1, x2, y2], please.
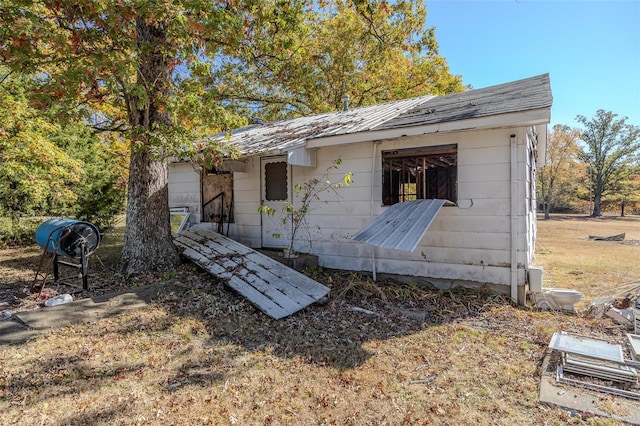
[0, 245, 133, 314]
[0, 239, 514, 331]
[1, 217, 639, 425]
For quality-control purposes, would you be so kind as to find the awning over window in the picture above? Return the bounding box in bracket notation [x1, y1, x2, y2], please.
[351, 199, 448, 252]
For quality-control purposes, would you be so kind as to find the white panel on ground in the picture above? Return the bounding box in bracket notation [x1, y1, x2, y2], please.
[174, 227, 329, 319]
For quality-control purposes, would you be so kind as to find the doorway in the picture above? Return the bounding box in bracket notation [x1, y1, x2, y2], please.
[201, 169, 233, 233]
[260, 156, 290, 249]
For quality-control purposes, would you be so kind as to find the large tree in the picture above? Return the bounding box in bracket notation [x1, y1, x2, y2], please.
[1, 1, 462, 273]
[212, 0, 464, 121]
[537, 125, 582, 219]
[0, 2, 243, 273]
[577, 110, 640, 217]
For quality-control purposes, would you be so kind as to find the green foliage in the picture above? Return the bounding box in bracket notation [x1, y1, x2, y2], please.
[0, 71, 126, 239]
[51, 123, 127, 231]
[0, 218, 41, 248]
[0, 2, 247, 185]
[0, 1, 460, 270]
[599, 167, 640, 215]
[303, 264, 324, 276]
[211, 0, 465, 121]
[577, 110, 640, 216]
[0, 71, 83, 220]
[0, 2, 247, 270]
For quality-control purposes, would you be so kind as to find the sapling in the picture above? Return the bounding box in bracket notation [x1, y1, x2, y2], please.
[259, 158, 352, 260]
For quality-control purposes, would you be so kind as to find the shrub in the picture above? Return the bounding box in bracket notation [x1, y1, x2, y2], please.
[0, 217, 41, 248]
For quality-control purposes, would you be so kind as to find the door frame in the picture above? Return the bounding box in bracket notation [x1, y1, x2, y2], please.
[260, 155, 291, 249]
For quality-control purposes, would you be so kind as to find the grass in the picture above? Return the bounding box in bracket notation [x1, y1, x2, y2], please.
[535, 214, 640, 306]
[1, 214, 638, 425]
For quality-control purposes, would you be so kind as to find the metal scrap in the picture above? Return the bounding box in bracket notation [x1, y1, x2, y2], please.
[556, 365, 640, 401]
[549, 332, 640, 401]
[589, 233, 625, 241]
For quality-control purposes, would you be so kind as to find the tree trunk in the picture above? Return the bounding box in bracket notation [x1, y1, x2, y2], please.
[121, 149, 179, 274]
[543, 202, 550, 220]
[120, 17, 180, 274]
[592, 192, 602, 217]
[621, 200, 625, 217]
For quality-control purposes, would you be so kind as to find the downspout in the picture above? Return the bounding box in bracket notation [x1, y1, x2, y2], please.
[289, 163, 294, 254]
[510, 134, 518, 303]
[370, 141, 378, 281]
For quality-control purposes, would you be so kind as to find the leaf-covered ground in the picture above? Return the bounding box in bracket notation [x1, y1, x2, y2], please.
[1, 217, 638, 425]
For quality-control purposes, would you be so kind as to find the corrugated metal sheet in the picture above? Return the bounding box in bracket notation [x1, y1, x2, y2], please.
[214, 95, 434, 156]
[351, 199, 447, 251]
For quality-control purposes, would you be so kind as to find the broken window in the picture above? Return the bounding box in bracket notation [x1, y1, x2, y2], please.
[382, 144, 457, 205]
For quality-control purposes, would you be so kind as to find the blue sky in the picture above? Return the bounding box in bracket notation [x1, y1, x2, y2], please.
[426, 0, 640, 128]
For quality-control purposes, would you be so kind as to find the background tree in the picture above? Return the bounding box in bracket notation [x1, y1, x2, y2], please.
[212, 0, 464, 121]
[0, 71, 83, 221]
[50, 123, 128, 231]
[0, 69, 128, 245]
[577, 110, 640, 217]
[600, 167, 640, 216]
[537, 125, 583, 219]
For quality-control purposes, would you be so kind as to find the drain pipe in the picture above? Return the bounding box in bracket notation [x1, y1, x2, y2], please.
[510, 134, 518, 303]
[370, 141, 379, 281]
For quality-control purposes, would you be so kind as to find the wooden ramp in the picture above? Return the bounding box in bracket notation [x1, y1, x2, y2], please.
[174, 227, 330, 319]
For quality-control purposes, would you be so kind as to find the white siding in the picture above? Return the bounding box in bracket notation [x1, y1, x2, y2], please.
[169, 126, 536, 292]
[168, 163, 201, 224]
[525, 127, 539, 269]
[296, 128, 530, 288]
[227, 156, 262, 248]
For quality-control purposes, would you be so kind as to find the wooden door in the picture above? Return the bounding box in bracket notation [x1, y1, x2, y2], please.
[201, 172, 233, 226]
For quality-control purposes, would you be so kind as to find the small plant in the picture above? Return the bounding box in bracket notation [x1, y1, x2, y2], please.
[163, 271, 177, 280]
[304, 264, 324, 276]
[259, 158, 352, 258]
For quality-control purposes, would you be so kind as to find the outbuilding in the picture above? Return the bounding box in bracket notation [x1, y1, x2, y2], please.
[168, 74, 552, 303]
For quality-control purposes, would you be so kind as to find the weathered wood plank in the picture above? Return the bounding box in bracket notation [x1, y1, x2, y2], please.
[177, 233, 319, 305]
[201, 240, 326, 300]
[177, 245, 292, 319]
[241, 252, 328, 298]
[185, 228, 329, 298]
[174, 228, 329, 319]
[175, 236, 303, 311]
[188, 227, 253, 253]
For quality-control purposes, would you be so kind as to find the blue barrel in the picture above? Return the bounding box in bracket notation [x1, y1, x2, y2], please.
[35, 219, 101, 259]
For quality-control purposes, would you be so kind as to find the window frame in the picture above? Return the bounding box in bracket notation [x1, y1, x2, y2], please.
[264, 161, 288, 202]
[382, 144, 458, 206]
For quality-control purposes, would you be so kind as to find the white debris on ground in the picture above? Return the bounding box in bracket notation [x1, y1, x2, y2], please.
[582, 283, 640, 334]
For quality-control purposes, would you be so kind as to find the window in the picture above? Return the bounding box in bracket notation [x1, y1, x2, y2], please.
[265, 161, 288, 201]
[382, 144, 457, 205]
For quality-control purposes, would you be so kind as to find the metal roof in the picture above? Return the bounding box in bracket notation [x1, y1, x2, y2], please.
[374, 74, 552, 131]
[351, 199, 448, 252]
[224, 96, 434, 156]
[215, 74, 551, 156]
